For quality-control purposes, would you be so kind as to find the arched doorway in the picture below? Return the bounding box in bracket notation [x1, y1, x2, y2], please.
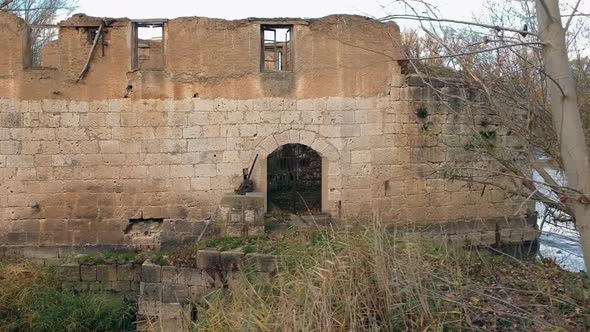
[267, 143, 322, 214]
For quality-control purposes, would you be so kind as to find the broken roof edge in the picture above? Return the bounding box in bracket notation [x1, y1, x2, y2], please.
[55, 13, 398, 29]
[1, 11, 398, 30]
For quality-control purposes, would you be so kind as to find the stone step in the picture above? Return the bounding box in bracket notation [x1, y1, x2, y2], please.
[264, 213, 335, 234]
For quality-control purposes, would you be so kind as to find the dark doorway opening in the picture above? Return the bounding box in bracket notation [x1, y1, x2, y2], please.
[267, 144, 322, 214]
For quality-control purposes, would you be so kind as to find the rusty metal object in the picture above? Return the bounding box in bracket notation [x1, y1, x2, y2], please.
[235, 154, 258, 195]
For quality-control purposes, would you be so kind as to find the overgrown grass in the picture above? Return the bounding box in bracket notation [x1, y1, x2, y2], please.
[192, 223, 590, 331]
[0, 262, 136, 331]
[74, 236, 275, 267]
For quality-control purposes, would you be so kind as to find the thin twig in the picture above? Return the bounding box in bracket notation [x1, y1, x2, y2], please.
[380, 14, 540, 38]
[404, 42, 543, 61]
[565, 0, 583, 31]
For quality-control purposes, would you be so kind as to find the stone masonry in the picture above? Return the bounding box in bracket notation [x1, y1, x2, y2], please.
[0, 12, 538, 250]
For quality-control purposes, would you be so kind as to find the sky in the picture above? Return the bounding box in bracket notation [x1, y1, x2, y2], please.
[74, 0, 487, 23]
[72, 0, 590, 39]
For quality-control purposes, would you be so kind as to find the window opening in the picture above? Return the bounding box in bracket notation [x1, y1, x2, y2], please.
[133, 21, 165, 70]
[86, 27, 103, 45]
[28, 25, 59, 68]
[261, 25, 292, 72]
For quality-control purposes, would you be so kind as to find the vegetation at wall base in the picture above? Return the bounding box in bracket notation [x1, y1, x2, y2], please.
[0, 262, 136, 331]
[192, 223, 590, 331]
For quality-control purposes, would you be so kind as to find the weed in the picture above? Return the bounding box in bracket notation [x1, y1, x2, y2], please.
[0, 263, 135, 331]
[191, 223, 590, 331]
[479, 130, 497, 140]
[416, 105, 429, 119]
[77, 251, 138, 265]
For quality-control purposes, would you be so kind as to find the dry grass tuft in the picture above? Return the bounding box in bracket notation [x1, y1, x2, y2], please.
[192, 221, 590, 331]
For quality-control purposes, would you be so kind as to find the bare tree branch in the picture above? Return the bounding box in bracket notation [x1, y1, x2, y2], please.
[0, 0, 14, 10]
[403, 42, 544, 61]
[565, 0, 583, 31]
[381, 14, 540, 38]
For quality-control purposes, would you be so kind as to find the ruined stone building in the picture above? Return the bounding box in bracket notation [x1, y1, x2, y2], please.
[0, 12, 538, 253]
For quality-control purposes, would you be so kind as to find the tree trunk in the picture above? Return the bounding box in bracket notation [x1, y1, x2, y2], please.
[536, 0, 590, 272]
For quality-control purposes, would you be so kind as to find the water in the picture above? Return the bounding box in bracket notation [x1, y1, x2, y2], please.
[537, 211, 585, 272]
[533, 167, 585, 272]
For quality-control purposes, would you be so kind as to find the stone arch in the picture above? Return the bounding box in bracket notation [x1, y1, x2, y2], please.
[253, 129, 340, 161]
[251, 129, 341, 215]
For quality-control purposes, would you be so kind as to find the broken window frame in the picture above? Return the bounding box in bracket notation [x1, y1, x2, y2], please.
[26, 24, 59, 69]
[86, 26, 104, 45]
[131, 20, 167, 71]
[260, 24, 293, 72]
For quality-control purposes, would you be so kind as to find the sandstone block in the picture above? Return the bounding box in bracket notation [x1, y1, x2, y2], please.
[142, 262, 162, 283]
[162, 283, 189, 303]
[161, 266, 178, 283]
[140, 282, 162, 301]
[58, 264, 80, 281]
[243, 253, 277, 273]
[80, 265, 97, 281]
[97, 264, 118, 281]
[177, 268, 206, 287]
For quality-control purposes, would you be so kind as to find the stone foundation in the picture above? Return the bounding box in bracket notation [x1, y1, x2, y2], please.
[53, 249, 277, 331]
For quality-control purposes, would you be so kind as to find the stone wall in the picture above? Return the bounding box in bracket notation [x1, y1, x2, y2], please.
[0, 13, 401, 100]
[0, 11, 537, 250]
[55, 250, 277, 331]
[0, 90, 535, 248]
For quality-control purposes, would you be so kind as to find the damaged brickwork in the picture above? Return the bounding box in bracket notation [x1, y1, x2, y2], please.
[0, 12, 538, 251]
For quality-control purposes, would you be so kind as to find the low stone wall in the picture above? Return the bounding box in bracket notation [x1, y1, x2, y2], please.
[388, 215, 539, 247]
[1, 214, 538, 262]
[58, 263, 141, 294]
[137, 250, 276, 331]
[54, 249, 277, 331]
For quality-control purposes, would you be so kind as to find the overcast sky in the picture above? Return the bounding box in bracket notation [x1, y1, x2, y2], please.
[74, 0, 488, 23]
[74, 0, 589, 21]
[73, 0, 589, 39]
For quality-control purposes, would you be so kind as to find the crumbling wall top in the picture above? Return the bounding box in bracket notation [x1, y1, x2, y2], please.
[0, 11, 402, 100]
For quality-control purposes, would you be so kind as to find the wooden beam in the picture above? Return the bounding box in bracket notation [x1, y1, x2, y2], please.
[76, 21, 105, 83]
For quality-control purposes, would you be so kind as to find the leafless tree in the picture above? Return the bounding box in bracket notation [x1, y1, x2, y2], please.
[383, 0, 590, 270]
[1, 0, 77, 65]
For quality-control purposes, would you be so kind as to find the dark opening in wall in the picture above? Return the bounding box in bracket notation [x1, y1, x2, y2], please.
[124, 218, 164, 251]
[261, 25, 292, 72]
[267, 143, 322, 213]
[86, 26, 104, 45]
[27, 25, 59, 68]
[132, 20, 165, 70]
